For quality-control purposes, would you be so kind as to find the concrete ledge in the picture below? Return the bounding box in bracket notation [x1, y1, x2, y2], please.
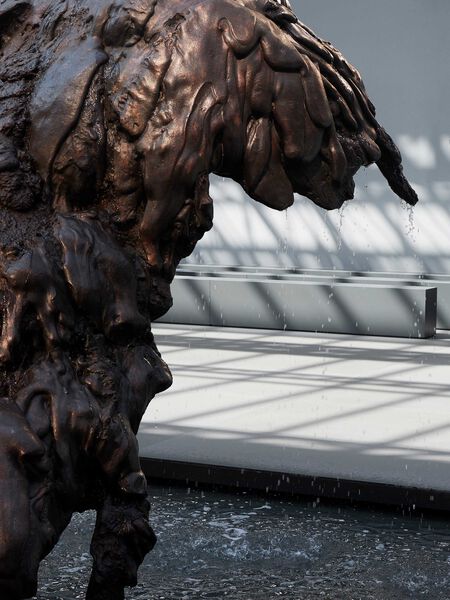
[178, 265, 450, 329]
[158, 274, 437, 338]
[142, 457, 450, 513]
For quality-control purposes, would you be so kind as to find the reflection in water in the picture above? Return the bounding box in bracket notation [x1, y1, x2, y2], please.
[35, 484, 450, 599]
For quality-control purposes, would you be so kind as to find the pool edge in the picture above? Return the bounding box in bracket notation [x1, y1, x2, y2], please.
[141, 457, 450, 513]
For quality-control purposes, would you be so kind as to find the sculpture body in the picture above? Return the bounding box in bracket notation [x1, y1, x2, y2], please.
[0, 0, 417, 598]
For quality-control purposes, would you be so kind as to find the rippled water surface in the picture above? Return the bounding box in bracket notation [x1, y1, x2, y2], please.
[34, 484, 450, 599]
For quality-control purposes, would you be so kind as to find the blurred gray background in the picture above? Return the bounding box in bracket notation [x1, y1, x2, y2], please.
[185, 0, 450, 274]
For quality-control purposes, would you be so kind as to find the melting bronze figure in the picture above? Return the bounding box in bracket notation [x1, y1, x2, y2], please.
[0, 0, 417, 597]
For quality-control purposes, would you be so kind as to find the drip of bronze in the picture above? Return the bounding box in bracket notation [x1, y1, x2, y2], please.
[0, 0, 417, 598]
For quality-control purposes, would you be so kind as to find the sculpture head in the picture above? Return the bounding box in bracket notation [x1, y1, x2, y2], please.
[105, 0, 417, 276]
[0, 0, 415, 292]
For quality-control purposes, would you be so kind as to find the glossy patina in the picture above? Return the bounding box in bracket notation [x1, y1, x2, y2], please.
[0, 0, 416, 598]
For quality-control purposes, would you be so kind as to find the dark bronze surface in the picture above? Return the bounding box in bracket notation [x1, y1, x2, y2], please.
[0, 0, 417, 598]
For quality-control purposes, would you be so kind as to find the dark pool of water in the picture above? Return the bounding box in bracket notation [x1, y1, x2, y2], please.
[34, 483, 450, 599]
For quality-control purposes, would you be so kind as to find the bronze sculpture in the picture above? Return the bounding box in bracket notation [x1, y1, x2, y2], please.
[0, 0, 417, 598]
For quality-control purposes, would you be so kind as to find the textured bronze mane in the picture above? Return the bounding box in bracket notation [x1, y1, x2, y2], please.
[0, 0, 416, 598]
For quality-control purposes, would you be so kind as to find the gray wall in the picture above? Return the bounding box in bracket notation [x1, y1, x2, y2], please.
[185, 0, 450, 274]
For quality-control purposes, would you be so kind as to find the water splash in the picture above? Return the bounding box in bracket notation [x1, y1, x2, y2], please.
[32, 488, 450, 600]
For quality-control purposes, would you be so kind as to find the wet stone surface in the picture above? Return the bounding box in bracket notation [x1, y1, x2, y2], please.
[33, 484, 450, 599]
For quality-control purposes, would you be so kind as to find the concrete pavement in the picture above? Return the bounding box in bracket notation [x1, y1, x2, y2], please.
[139, 324, 450, 502]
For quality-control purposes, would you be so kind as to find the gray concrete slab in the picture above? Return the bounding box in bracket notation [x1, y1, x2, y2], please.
[140, 324, 450, 495]
[176, 265, 450, 329]
[158, 275, 437, 338]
